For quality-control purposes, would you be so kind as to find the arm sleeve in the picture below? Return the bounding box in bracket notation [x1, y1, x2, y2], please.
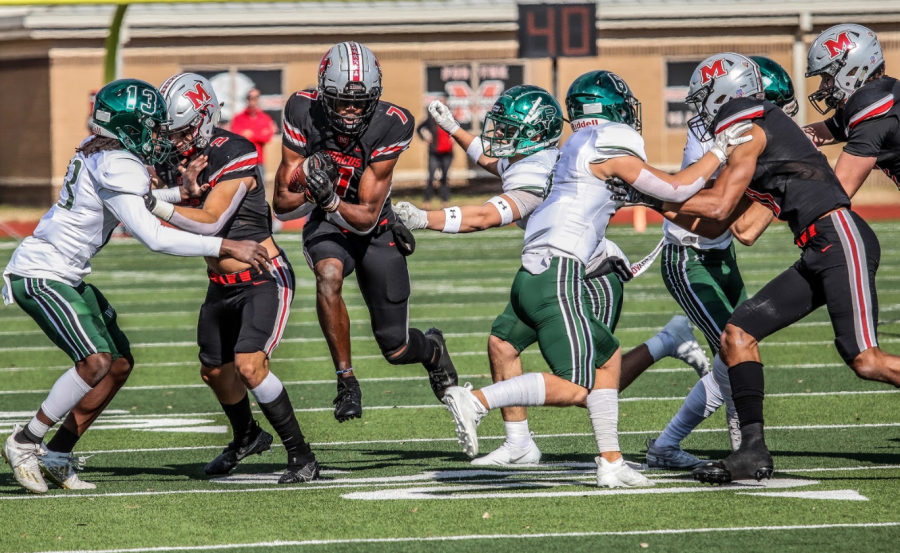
[152, 187, 183, 203]
[824, 115, 848, 142]
[99, 189, 222, 257]
[275, 201, 316, 222]
[166, 182, 248, 236]
[844, 116, 897, 158]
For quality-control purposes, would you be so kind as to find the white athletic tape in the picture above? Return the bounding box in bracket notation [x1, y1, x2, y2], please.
[466, 138, 485, 163]
[632, 169, 705, 202]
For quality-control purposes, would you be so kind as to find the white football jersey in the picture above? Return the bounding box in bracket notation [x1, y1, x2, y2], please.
[496, 147, 558, 227]
[662, 131, 733, 250]
[522, 122, 644, 270]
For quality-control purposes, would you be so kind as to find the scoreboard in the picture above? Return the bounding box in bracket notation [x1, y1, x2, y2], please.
[517, 3, 597, 59]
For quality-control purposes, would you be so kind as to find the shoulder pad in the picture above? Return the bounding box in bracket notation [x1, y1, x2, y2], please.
[96, 151, 150, 195]
[501, 148, 557, 192]
[205, 136, 259, 187]
[843, 78, 899, 132]
[282, 92, 316, 150]
[370, 102, 415, 160]
[712, 97, 766, 135]
[593, 122, 647, 162]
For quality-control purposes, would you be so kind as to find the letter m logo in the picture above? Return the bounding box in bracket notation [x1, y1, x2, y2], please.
[183, 83, 211, 110]
[823, 32, 856, 59]
[700, 59, 727, 84]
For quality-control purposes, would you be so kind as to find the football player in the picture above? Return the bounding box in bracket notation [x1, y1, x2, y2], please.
[630, 53, 900, 484]
[644, 56, 798, 469]
[146, 73, 319, 484]
[803, 24, 899, 200]
[273, 42, 458, 423]
[440, 71, 750, 487]
[394, 83, 708, 466]
[0, 79, 269, 493]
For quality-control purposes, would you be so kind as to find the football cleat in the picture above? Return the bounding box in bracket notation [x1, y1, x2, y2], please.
[693, 423, 773, 484]
[660, 315, 709, 378]
[645, 438, 709, 469]
[596, 456, 655, 488]
[423, 328, 459, 401]
[39, 447, 96, 490]
[443, 383, 487, 458]
[2, 425, 48, 494]
[471, 439, 542, 466]
[333, 377, 363, 423]
[277, 458, 320, 484]
[204, 424, 273, 475]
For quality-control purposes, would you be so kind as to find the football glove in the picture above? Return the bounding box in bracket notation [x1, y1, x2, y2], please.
[606, 177, 663, 210]
[710, 122, 754, 164]
[305, 151, 341, 212]
[428, 100, 461, 135]
[392, 201, 429, 230]
[585, 256, 633, 283]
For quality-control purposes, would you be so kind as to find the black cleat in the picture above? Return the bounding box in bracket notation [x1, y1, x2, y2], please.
[423, 327, 459, 401]
[692, 423, 773, 484]
[277, 459, 321, 484]
[204, 424, 273, 475]
[333, 377, 362, 423]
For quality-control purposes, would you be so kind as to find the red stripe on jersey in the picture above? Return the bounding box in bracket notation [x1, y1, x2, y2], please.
[848, 95, 894, 130]
[282, 118, 306, 147]
[296, 90, 319, 100]
[371, 139, 412, 159]
[209, 155, 258, 187]
[744, 188, 781, 217]
[715, 107, 764, 135]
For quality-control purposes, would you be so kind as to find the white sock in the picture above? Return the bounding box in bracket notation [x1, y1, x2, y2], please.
[655, 372, 723, 448]
[586, 388, 619, 453]
[504, 420, 532, 449]
[711, 354, 737, 419]
[644, 332, 675, 362]
[39, 366, 92, 426]
[25, 418, 51, 442]
[250, 371, 284, 404]
[480, 373, 546, 410]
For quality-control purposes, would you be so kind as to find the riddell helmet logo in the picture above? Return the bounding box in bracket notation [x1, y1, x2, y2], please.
[823, 32, 856, 59]
[183, 83, 211, 110]
[699, 60, 728, 84]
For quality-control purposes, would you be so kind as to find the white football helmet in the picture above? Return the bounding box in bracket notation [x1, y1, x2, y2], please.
[806, 24, 884, 114]
[317, 42, 383, 135]
[685, 53, 764, 141]
[158, 73, 222, 154]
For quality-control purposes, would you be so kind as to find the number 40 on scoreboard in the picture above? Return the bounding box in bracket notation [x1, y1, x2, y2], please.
[517, 3, 598, 59]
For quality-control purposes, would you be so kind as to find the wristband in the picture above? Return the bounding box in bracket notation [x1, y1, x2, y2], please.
[442, 206, 462, 233]
[486, 196, 514, 226]
[322, 195, 341, 213]
[153, 187, 183, 203]
[336, 367, 354, 375]
[150, 199, 175, 222]
[466, 138, 485, 163]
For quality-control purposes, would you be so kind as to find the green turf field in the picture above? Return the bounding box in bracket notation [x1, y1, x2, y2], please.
[1, 222, 900, 553]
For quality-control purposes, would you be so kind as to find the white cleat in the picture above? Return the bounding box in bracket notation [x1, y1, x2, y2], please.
[661, 315, 709, 378]
[40, 447, 96, 490]
[596, 456, 655, 488]
[2, 425, 49, 494]
[726, 409, 742, 452]
[471, 439, 542, 466]
[442, 383, 487, 458]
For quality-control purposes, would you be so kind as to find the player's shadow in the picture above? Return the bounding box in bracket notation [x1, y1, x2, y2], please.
[311, 446, 464, 467]
[687, 447, 900, 466]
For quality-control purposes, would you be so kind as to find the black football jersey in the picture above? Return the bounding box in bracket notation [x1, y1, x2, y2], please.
[155, 128, 271, 242]
[824, 76, 900, 189]
[711, 97, 851, 237]
[282, 90, 415, 229]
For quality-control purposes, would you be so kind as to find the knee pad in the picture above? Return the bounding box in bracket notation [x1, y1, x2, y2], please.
[384, 328, 432, 365]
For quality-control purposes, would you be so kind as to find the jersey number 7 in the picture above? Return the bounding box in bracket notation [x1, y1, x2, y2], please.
[335, 166, 354, 197]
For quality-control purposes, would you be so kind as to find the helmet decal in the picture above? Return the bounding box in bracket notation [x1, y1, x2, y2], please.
[823, 32, 857, 59]
[699, 59, 728, 85]
[183, 83, 212, 111]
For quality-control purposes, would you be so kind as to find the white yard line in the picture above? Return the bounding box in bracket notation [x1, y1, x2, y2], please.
[19, 522, 900, 552]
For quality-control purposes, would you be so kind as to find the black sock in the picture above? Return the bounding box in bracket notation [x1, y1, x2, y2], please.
[221, 394, 256, 446]
[46, 426, 80, 453]
[729, 361, 765, 427]
[337, 375, 360, 393]
[16, 427, 42, 445]
[258, 389, 313, 467]
[388, 328, 437, 366]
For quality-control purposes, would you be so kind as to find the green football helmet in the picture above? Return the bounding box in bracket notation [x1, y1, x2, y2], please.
[566, 70, 642, 133]
[750, 56, 799, 117]
[481, 85, 564, 158]
[89, 79, 173, 164]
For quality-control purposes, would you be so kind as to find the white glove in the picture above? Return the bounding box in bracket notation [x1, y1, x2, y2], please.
[392, 201, 429, 230]
[428, 100, 460, 135]
[710, 122, 754, 164]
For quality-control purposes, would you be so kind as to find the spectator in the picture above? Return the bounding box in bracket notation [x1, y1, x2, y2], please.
[416, 100, 454, 208]
[231, 88, 276, 183]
